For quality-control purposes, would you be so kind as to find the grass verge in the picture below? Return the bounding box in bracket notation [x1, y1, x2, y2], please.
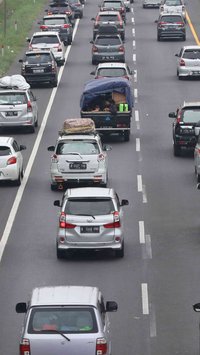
[0, 0, 48, 76]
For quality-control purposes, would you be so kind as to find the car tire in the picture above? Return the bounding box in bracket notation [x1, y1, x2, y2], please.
[79, 13, 83, 18]
[14, 170, 22, 186]
[115, 241, 124, 258]
[124, 130, 130, 142]
[182, 35, 186, 41]
[29, 125, 35, 133]
[52, 79, 58, 87]
[173, 143, 181, 157]
[68, 37, 72, 45]
[57, 247, 65, 259]
[92, 59, 96, 65]
[157, 34, 161, 41]
[51, 183, 57, 191]
[195, 167, 200, 183]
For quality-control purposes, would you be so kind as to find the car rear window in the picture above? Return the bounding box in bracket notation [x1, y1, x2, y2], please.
[98, 67, 126, 77]
[44, 18, 66, 25]
[0, 146, 11, 156]
[56, 140, 100, 155]
[95, 36, 121, 45]
[164, 0, 182, 5]
[183, 50, 200, 59]
[99, 15, 118, 21]
[181, 108, 200, 123]
[28, 308, 98, 334]
[25, 53, 52, 64]
[31, 35, 59, 44]
[161, 15, 182, 22]
[0, 93, 27, 105]
[65, 197, 115, 215]
[103, 1, 121, 6]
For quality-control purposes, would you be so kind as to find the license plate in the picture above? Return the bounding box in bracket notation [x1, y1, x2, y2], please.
[80, 226, 100, 233]
[69, 162, 87, 169]
[103, 56, 115, 60]
[33, 69, 44, 73]
[5, 111, 18, 117]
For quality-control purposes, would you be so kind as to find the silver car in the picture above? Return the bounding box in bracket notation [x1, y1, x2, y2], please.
[0, 136, 26, 185]
[160, 0, 186, 19]
[16, 285, 118, 355]
[0, 88, 38, 132]
[48, 132, 111, 190]
[143, 0, 162, 8]
[176, 46, 200, 79]
[54, 187, 129, 258]
[90, 62, 133, 80]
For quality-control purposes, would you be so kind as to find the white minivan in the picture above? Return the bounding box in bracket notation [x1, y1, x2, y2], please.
[16, 285, 118, 355]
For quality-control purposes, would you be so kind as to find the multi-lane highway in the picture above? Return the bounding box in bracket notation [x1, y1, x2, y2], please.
[1, 0, 200, 354]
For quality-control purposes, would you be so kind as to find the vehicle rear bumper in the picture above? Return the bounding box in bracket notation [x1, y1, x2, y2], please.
[158, 30, 185, 38]
[178, 67, 200, 77]
[24, 74, 57, 83]
[174, 135, 196, 148]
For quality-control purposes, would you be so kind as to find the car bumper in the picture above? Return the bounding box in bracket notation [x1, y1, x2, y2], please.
[0, 114, 35, 127]
[24, 73, 57, 83]
[0, 166, 19, 181]
[158, 29, 185, 38]
[50, 170, 107, 186]
[174, 135, 196, 148]
[178, 67, 200, 77]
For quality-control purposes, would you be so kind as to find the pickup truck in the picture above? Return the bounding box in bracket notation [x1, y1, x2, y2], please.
[80, 77, 134, 141]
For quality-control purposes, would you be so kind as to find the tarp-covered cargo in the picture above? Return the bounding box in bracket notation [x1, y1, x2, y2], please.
[60, 118, 95, 135]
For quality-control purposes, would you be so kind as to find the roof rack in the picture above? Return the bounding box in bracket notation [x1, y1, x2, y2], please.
[58, 130, 98, 137]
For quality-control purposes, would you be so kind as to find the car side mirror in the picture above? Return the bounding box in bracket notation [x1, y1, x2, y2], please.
[16, 302, 27, 313]
[155, 19, 158, 23]
[90, 71, 95, 75]
[19, 59, 23, 63]
[91, 17, 95, 21]
[175, 53, 179, 57]
[54, 200, 61, 207]
[37, 21, 42, 24]
[19, 145, 26, 151]
[106, 301, 118, 312]
[26, 38, 30, 42]
[197, 184, 200, 190]
[193, 303, 200, 311]
[121, 199, 129, 206]
[47, 146, 55, 151]
[90, 40, 94, 44]
[103, 144, 112, 151]
[168, 112, 176, 118]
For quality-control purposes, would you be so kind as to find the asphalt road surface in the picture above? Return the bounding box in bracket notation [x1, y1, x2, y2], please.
[1, 0, 200, 354]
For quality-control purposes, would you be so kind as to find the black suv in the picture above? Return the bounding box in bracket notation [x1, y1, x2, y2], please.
[169, 102, 200, 156]
[38, 14, 73, 45]
[46, 0, 75, 25]
[156, 12, 186, 41]
[19, 50, 58, 87]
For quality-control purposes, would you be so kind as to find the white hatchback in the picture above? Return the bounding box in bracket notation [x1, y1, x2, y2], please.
[27, 31, 65, 65]
[0, 136, 26, 185]
[47, 132, 111, 190]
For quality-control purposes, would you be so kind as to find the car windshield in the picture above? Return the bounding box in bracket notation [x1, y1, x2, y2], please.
[44, 18, 66, 25]
[161, 15, 182, 22]
[56, 141, 100, 155]
[28, 308, 98, 334]
[182, 109, 200, 123]
[0, 93, 27, 105]
[65, 197, 115, 215]
[0, 146, 11, 156]
[98, 67, 126, 76]
[95, 36, 121, 45]
[31, 36, 59, 44]
[25, 53, 52, 64]
[99, 15, 118, 21]
[183, 50, 200, 59]
[103, 1, 121, 7]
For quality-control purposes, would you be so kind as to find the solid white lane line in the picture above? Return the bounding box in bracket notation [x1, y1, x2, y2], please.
[139, 220, 145, 244]
[133, 53, 136, 62]
[135, 110, 139, 122]
[141, 283, 149, 315]
[137, 175, 143, 192]
[136, 137, 140, 152]
[0, 21, 80, 262]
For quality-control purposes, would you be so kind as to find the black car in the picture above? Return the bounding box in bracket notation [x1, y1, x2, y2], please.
[156, 13, 186, 41]
[38, 14, 73, 45]
[67, 0, 83, 18]
[19, 50, 58, 87]
[169, 102, 200, 156]
[46, 0, 75, 25]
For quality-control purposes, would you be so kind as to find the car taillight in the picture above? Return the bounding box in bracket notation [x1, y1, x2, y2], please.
[48, 11, 53, 15]
[176, 114, 181, 124]
[121, 6, 125, 12]
[29, 44, 32, 50]
[119, 20, 123, 27]
[20, 338, 30, 355]
[51, 61, 56, 72]
[62, 24, 70, 28]
[160, 5, 164, 10]
[123, 75, 129, 80]
[97, 153, 105, 161]
[158, 21, 166, 28]
[179, 58, 185, 66]
[92, 45, 98, 52]
[96, 338, 107, 355]
[40, 25, 48, 30]
[177, 21, 184, 27]
[7, 156, 17, 165]
[51, 154, 58, 163]
[182, 5, 185, 9]
[66, 10, 72, 15]
[27, 100, 32, 113]
[104, 212, 120, 228]
[55, 44, 62, 52]
[119, 46, 124, 52]
[59, 212, 76, 229]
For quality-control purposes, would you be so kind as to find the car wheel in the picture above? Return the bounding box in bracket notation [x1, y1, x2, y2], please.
[57, 247, 66, 259]
[115, 241, 124, 258]
[124, 130, 130, 142]
[173, 143, 181, 157]
[14, 171, 22, 186]
[51, 183, 57, 191]
[182, 35, 186, 41]
[92, 59, 96, 65]
[68, 37, 72, 45]
[79, 13, 83, 18]
[52, 79, 58, 87]
[157, 34, 161, 41]
[35, 114, 38, 128]
[29, 125, 35, 133]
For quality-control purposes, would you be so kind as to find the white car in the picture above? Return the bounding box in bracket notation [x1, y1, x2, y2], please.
[47, 132, 111, 190]
[0, 136, 26, 185]
[160, 0, 186, 20]
[90, 62, 133, 80]
[27, 31, 65, 65]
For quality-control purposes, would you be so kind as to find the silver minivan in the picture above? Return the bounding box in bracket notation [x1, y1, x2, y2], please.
[16, 285, 118, 355]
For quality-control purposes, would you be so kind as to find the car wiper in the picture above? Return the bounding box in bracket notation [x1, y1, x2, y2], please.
[40, 329, 70, 341]
[75, 213, 96, 219]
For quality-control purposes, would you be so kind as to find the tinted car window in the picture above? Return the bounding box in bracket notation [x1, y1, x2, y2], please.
[161, 15, 182, 22]
[0, 146, 11, 156]
[0, 93, 27, 105]
[44, 18, 66, 25]
[28, 308, 98, 334]
[183, 50, 200, 59]
[164, 0, 182, 4]
[56, 141, 100, 155]
[103, 1, 121, 6]
[31, 35, 59, 44]
[95, 36, 121, 45]
[98, 15, 118, 21]
[98, 68, 126, 76]
[65, 197, 115, 215]
[12, 140, 19, 152]
[181, 109, 200, 123]
[25, 53, 52, 64]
